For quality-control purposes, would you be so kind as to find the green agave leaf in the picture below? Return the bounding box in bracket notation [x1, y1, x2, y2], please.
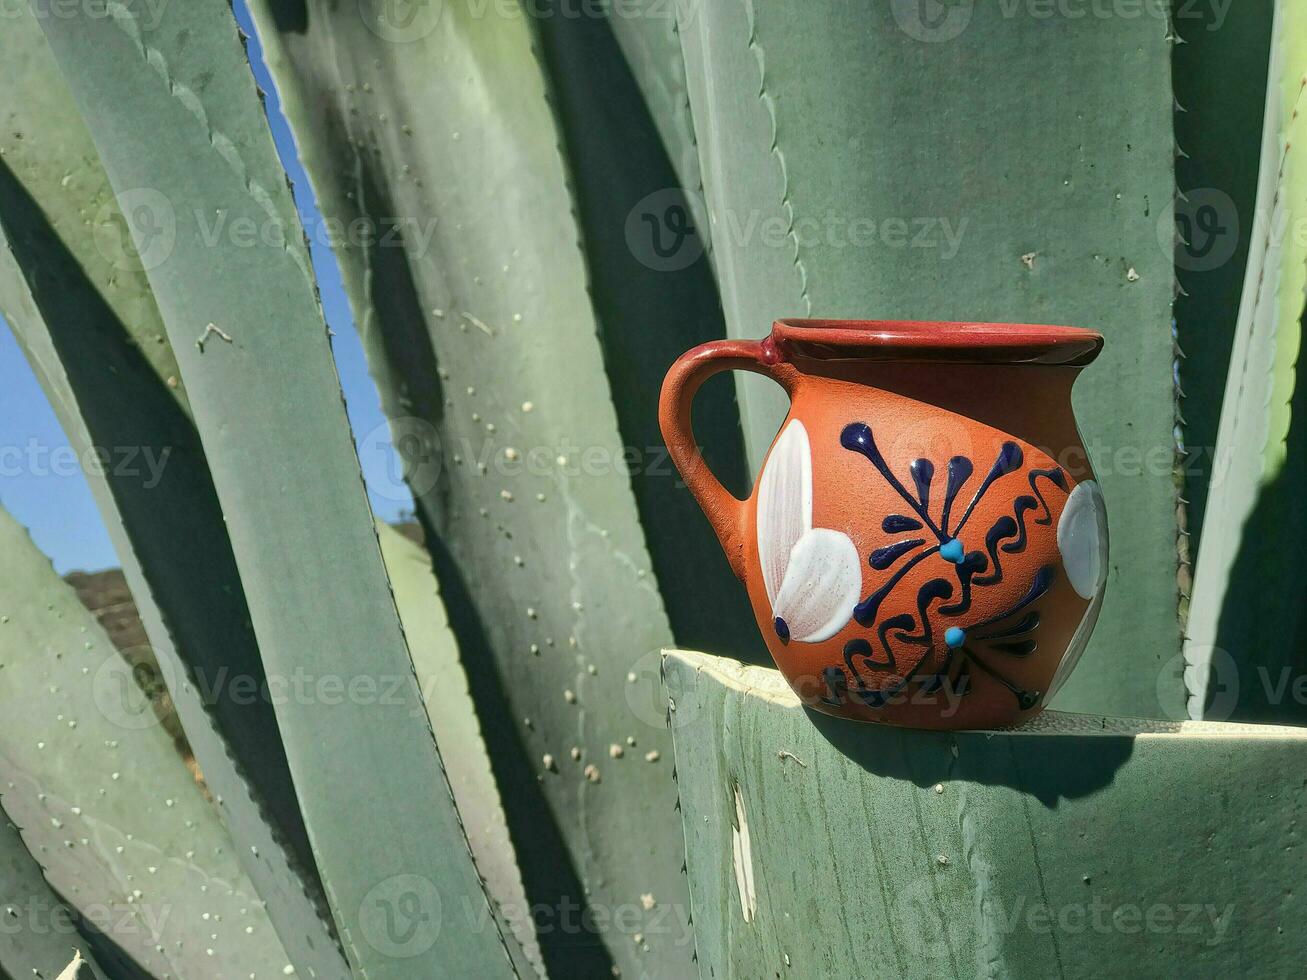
[674, 0, 1181, 717]
[33, 2, 527, 976]
[1172, 0, 1275, 554]
[0, 9, 345, 976]
[247, 1, 692, 974]
[53, 951, 95, 980]
[0, 20, 181, 399]
[524, 2, 759, 662]
[604, 0, 712, 245]
[662, 0, 800, 468]
[0, 504, 293, 978]
[2, 812, 107, 980]
[1185, 1, 1307, 721]
[376, 521, 542, 975]
[665, 648, 1307, 977]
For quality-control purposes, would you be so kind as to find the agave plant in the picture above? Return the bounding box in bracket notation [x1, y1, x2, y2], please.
[0, 0, 1302, 977]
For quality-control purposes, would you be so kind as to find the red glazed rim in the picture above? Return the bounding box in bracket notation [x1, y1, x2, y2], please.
[771, 318, 1103, 367]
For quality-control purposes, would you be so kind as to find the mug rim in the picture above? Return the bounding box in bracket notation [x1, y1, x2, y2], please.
[773, 318, 1104, 366]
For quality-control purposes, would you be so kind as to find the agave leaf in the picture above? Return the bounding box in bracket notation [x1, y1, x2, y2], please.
[248, 2, 691, 974]
[0, 504, 293, 978]
[604, 0, 712, 244]
[0, 20, 182, 400]
[53, 950, 96, 980]
[0, 9, 345, 976]
[524, 2, 759, 661]
[376, 521, 542, 975]
[666, 648, 1307, 977]
[33, 3, 527, 975]
[1, 813, 107, 980]
[1185, 1, 1306, 720]
[674, 0, 1181, 717]
[1172, 0, 1276, 552]
[660, 0, 801, 470]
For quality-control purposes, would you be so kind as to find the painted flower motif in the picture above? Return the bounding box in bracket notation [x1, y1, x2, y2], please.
[1056, 480, 1108, 599]
[830, 420, 1083, 711]
[756, 420, 861, 643]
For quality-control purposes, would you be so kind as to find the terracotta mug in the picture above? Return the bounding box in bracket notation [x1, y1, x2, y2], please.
[659, 319, 1108, 729]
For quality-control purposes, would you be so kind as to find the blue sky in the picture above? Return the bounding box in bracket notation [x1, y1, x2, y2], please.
[0, 1, 410, 573]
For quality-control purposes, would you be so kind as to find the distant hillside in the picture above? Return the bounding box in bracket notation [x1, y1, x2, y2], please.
[64, 523, 427, 793]
[64, 567, 148, 653]
[64, 565, 200, 787]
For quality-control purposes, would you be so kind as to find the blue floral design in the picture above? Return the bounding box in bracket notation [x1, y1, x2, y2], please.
[823, 421, 1070, 710]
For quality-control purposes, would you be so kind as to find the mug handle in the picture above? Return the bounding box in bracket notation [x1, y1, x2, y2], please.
[658, 337, 797, 580]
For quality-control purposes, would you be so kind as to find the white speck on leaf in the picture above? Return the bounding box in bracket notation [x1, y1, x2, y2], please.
[461, 311, 495, 336]
[56, 950, 85, 980]
[732, 785, 757, 921]
[196, 323, 233, 352]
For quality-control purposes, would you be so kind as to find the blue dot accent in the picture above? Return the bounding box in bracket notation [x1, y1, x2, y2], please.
[940, 538, 965, 563]
[945, 627, 966, 648]
[774, 617, 790, 642]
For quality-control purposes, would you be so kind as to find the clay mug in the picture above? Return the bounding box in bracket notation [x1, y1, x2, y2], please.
[659, 319, 1108, 729]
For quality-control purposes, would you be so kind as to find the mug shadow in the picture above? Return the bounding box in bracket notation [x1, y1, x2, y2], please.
[805, 708, 1137, 807]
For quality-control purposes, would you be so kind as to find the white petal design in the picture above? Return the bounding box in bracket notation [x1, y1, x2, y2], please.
[773, 528, 862, 643]
[1057, 480, 1108, 599]
[756, 419, 813, 606]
